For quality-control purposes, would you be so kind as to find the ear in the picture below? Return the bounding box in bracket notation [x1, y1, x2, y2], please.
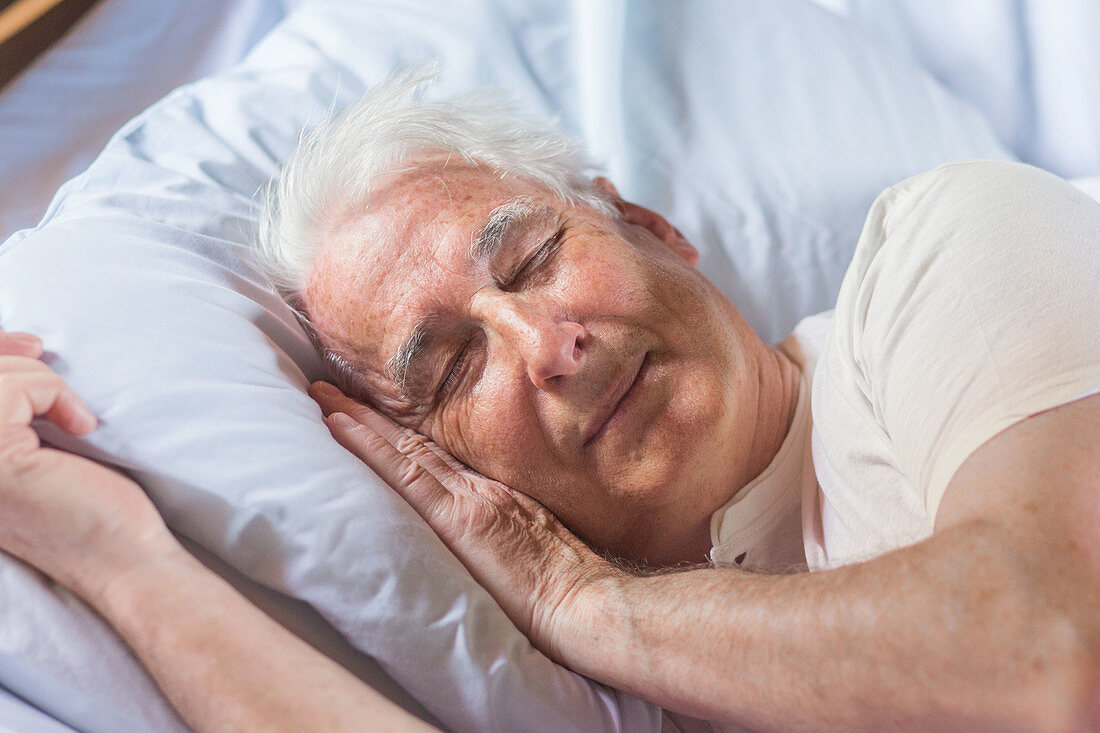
[593, 177, 700, 266]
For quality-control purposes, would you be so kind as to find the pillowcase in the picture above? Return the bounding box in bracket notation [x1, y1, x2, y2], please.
[0, 0, 1010, 729]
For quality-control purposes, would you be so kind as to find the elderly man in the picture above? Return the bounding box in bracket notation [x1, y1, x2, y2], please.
[1, 71, 1099, 732]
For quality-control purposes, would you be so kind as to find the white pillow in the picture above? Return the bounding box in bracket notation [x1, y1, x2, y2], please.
[0, 0, 1010, 730]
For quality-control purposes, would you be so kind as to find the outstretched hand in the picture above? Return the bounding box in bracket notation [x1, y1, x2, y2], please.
[0, 331, 177, 604]
[310, 381, 621, 663]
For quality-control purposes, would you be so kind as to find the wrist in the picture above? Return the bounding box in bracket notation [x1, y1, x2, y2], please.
[537, 561, 638, 676]
[80, 533, 191, 614]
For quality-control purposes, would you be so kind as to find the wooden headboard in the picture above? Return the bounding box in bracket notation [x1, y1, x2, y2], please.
[0, 0, 103, 89]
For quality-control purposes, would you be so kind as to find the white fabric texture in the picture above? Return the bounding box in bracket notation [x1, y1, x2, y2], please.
[0, 685, 78, 733]
[809, 0, 1100, 180]
[1073, 176, 1100, 204]
[0, 0, 1014, 729]
[804, 160, 1100, 570]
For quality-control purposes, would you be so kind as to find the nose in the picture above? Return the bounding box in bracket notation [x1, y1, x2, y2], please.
[474, 293, 585, 389]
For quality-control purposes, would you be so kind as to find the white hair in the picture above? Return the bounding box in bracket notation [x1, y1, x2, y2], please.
[254, 65, 613, 300]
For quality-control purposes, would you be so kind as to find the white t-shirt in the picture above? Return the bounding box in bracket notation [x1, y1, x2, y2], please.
[712, 160, 1100, 572]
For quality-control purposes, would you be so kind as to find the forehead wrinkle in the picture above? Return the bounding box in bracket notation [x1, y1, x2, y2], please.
[469, 196, 541, 262]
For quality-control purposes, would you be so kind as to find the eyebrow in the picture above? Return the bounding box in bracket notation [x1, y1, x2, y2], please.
[469, 197, 540, 263]
[386, 320, 432, 399]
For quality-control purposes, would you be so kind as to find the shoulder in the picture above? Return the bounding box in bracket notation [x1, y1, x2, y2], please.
[815, 158, 1100, 526]
[831, 158, 1100, 371]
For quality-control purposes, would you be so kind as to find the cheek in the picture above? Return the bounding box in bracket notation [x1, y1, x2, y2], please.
[433, 367, 545, 484]
[564, 232, 707, 324]
[555, 248, 655, 318]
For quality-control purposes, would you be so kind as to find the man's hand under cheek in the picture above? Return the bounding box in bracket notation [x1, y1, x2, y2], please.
[309, 381, 624, 665]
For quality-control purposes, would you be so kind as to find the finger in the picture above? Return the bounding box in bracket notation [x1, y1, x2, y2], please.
[311, 382, 475, 481]
[0, 424, 45, 491]
[0, 333, 44, 359]
[346, 401, 407, 445]
[0, 373, 97, 434]
[309, 381, 398, 435]
[0, 360, 96, 433]
[420, 437, 483, 477]
[343, 405, 454, 476]
[0, 356, 51, 375]
[0, 423, 42, 458]
[310, 382, 403, 441]
[324, 412, 456, 524]
[309, 381, 368, 417]
[328, 407, 462, 486]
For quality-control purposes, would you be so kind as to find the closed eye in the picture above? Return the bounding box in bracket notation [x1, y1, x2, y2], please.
[436, 329, 488, 399]
[509, 226, 564, 288]
[437, 225, 563, 399]
[438, 344, 468, 396]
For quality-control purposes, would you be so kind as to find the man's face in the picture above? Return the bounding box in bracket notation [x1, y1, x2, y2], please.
[304, 157, 768, 565]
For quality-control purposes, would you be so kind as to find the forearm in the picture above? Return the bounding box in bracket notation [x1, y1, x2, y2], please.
[561, 521, 1096, 732]
[91, 544, 434, 733]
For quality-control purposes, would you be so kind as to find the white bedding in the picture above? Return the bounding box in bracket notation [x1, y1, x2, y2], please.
[0, 1, 1095, 732]
[0, 685, 78, 733]
[810, 0, 1100, 179]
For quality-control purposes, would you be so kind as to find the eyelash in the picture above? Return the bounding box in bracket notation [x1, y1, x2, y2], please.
[440, 348, 466, 394]
[511, 227, 564, 286]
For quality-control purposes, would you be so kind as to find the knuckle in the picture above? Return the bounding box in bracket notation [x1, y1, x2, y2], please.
[465, 502, 497, 529]
[466, 492, 515, 530]
[396, 459, 427, 488]
[394, 430, 430, 457]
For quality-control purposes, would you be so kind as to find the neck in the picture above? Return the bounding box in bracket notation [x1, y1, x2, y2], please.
[743, 344, 802, 491]
[662, 343, 802, 570]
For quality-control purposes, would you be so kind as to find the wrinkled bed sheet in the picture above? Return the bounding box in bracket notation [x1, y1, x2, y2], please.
[0, 1, 1098, 732]
[813, 0, 1100, 179]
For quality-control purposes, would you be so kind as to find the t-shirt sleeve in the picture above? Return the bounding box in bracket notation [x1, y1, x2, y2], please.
[830, 160, 1100, 523]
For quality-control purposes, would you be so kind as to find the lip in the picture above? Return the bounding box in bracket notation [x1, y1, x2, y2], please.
[583, 351, 649, 446]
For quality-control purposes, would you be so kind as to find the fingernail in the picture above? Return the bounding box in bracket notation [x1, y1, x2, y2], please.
[79, 409, 99, 432]
[329, 412, 357, 429]
[312, 381, 338, 397]
[72, 403, 98, 433]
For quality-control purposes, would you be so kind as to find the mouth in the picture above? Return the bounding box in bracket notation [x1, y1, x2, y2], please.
[583, 351, 649, 446]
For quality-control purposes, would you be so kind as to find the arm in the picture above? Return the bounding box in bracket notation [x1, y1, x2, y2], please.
[560, 393, 1100, 731]
[318, 386, 1100, 732]
[90, 543, 435, 733]
[0, 332, 435, 733]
